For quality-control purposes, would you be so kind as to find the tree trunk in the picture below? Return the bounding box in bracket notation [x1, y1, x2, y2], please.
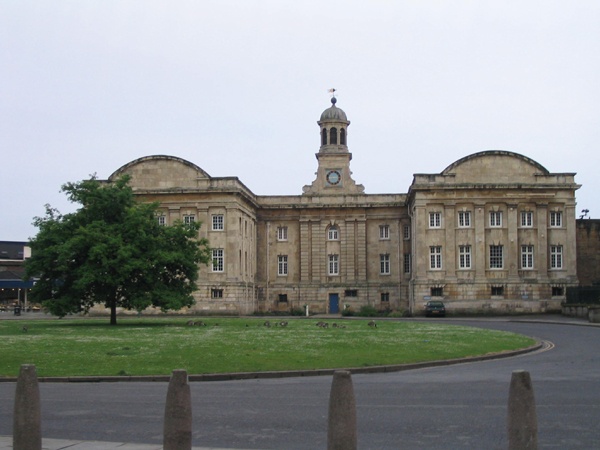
[110, 300, 117, 325]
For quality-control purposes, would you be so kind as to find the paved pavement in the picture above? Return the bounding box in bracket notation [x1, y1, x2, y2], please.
[0, 435, 238, 450]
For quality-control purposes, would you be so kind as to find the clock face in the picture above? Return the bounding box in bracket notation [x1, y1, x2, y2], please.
[326, 170, 341, 185]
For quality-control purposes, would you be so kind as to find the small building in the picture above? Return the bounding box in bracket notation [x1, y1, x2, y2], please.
[0, 241, 34, 308]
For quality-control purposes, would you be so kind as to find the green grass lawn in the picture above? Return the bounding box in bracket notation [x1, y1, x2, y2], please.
[0, 317, 536, 377]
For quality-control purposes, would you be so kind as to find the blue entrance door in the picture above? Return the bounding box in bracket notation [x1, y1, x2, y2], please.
[328, 293, 339, 314]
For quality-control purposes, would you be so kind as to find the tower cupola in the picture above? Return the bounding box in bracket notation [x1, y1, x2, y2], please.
[303, 95, 364, 195]
[318, 96, 350, 151]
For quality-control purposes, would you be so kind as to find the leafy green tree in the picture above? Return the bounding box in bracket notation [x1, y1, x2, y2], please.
[24, 175, 211, 325]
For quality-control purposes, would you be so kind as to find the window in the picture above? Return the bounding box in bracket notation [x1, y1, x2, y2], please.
[489, 245, 503, 269]
[381, 292, 390, 303]
[550, 211, 562, 227]
[429, 212, 441, 228]
[277, 226, 288, 241]
[403, 254, 411, 273]
[211, 289, 223, 299]
[328, 226, 339, 240]
[278, 294, 288, 303]
[520, 211, 533, 228]
[183, 214, 195, 225]
[550, 245, 563, 269]
[212, 214, 224, 230]
[340, 128, 346, 145]
[552, 286, 564, 296]
[521, 245, 534, 269]
[328, 254, 339, 275]
[344, 290, 357, 297]
[458, 211, 471, 228]
[330, 127, 338, 144]
[157, 215, 166, 226]
[379, 225, 390, 240]
[430, 246, 442, 270]
[277, 255, 288, 276]
[380, 254, 391, 275]
[459, 245, 471, 269]
[491, 286, 504, 296]
[489, 211, 502, 227]
[403, 225, 410, 240]
[212, 249, 224, 272]
[431, 287, 443, 297]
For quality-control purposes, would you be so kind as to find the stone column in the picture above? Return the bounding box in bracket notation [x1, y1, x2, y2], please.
[164, 369, 192, 450]
[507, 370, 538, 450]
[327, 370, 357, 450]
[13, 364, 41, 450]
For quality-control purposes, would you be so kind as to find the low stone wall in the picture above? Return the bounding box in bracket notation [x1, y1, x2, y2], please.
[588, 306, 600, 323]
[562, 304, 590, 319]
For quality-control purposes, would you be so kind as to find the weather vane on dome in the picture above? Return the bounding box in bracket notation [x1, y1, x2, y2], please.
[328, 88, 337, 104]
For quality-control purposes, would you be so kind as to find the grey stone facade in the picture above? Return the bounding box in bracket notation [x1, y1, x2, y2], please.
[107, 99, 580, 315]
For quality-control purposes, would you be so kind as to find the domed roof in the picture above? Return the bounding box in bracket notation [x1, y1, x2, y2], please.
[319, 97, 348, 122]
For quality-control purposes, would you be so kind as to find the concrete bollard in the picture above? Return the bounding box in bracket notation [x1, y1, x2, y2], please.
[327, 370, 357, 450]
[13, 364, 42, 450]
[507, 370, 538, 450]
[163, 369, 192, 450]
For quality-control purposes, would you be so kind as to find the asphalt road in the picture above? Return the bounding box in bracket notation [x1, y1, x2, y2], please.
[1, 317, 599, 449]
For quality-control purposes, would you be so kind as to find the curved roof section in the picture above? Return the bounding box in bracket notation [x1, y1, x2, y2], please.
[442, 150, 549, 175]
[109, 155, 209, 180]
[109, 155, 210, 190]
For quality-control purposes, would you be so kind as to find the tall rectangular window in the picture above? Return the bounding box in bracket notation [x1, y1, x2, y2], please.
[550, 211, 562, 227]
[183, 215, 195, 225]
[380, 254, 390, 275]
[430, 246, 442, 269]
[403, 225, 410, 240]
[157, 215, 166, 226]
[328, 254, 339, 275]
[521, 245, 534, 269]
[328, 226, 339, 241]
[489, 245, 503, 269]
[379, 225, 390, 240]
[459, 245, 471, 269]
[403, 254, 411, 273]
[277, 226, 288, 241]
[458, 211, 471, 228]
[429, 212, 441, 228]
[520, 211, 533, 227]
[277, 255, 288, 276]
[212, 214, 224, 230]
[381, 292, 390, 303]
[489, 211, 502, 227]
[212, 249, 224, 272]
[550, 245, 563, 269]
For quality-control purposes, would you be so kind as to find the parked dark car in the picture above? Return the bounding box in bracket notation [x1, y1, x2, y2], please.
[425, 301, 446, 317]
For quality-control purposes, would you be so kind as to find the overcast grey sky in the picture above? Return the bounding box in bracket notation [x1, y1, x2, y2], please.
[2, 1, 599, 242]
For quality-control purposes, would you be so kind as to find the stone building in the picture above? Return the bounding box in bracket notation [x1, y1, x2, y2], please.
[108, 98, 580, 315]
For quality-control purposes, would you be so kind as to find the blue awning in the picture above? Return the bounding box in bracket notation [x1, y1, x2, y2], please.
[0, 280, 34, 289]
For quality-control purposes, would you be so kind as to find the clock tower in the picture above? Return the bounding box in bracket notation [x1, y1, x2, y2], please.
[303, 96, 365, 195]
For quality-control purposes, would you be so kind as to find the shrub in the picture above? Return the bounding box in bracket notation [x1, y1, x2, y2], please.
[357, 305, 378, 317]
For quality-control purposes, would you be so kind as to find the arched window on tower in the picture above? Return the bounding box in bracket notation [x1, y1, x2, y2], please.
[321, 129, 327, 146]
[330, 127, 338, 145]
[340, 128, 346, 145]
